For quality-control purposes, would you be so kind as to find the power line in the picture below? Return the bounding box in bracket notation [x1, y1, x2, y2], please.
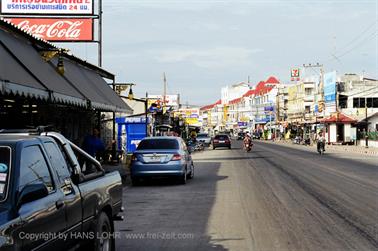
[335, 20, 378, 52]
[325, 30, 378, 62]
[336, 32, 377, 58]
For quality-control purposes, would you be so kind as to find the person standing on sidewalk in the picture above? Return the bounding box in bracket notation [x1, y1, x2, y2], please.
[82, 127, 105, 159]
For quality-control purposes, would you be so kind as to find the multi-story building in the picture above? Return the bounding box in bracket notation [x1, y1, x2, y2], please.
[338, 74, 378, 122]
[276, 84, 289, 122]
[224, 76, 280, 133]
[287, 78, 317, 124]
[221, 82, 250, 105]
[199, 100, 222, 133]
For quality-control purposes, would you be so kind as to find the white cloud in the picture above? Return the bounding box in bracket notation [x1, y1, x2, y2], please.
[154, 46, 262, 69]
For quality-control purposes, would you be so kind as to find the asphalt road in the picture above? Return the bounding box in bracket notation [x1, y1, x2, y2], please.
[115, 140, 378, 251]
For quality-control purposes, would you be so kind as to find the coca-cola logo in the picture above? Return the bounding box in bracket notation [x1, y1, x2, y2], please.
[5, 18, 93, 41]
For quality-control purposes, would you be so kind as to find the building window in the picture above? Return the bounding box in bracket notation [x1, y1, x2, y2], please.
[305, 88, 313, 95]
[373, 98, 378, 108]
[353, 98, 365, 108]
[339, 95, 348, 108]
[353, 97, 378, 108]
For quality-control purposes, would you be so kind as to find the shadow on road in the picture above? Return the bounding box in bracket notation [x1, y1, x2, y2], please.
[115, 161, 230, 251]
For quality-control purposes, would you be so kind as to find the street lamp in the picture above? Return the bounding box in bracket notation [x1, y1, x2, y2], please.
[128, 85, 134, 100]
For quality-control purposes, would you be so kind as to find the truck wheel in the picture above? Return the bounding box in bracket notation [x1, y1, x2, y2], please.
[94, 212, 114, 251]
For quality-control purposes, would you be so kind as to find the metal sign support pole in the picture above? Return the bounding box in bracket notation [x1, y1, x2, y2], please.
[98, 0, 102, 67]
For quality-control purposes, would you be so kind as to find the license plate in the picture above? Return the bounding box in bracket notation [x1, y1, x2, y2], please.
[219, 141, 225, 143]
[145, 155, 162, 162]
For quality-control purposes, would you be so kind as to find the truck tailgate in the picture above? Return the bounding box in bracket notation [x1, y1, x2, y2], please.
[78, 171, 123, 225]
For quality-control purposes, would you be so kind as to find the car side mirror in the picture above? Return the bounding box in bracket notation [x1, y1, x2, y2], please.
[17, 183, 48, 209]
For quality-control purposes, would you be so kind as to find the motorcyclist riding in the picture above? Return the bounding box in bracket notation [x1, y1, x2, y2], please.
[243, 133, 253, 152]
[317, 132, 326, 154]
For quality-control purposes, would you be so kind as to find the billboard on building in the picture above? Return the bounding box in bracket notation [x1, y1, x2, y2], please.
[1, 0, 94, 15]
[177, 108, 199, 118]
[324, 71, 336, 103]
[324, 71, 337, 114]
[5, 18, 93, 41]
[147, 94, 179, 108]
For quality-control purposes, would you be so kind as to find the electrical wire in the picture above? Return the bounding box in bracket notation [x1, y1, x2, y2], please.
[325, 30, 377, 62]
[335, 20, 377, 52]
[323, 19, 378, 63]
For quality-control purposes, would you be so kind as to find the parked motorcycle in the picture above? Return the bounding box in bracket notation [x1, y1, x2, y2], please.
[187, 139, 204, 152]
[303, 138, 311, 146]
[293, 136, 301, 144]
[194, 142, 205, 151]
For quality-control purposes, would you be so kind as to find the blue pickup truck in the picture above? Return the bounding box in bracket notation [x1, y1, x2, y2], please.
[0, 131, 123, 251]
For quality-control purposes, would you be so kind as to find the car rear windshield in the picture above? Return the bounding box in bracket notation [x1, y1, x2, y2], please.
[0, 147, 11, 201]
[137, 139, 179, 150]
[214, 135, 229, 140]
[197, 133, 208, 138]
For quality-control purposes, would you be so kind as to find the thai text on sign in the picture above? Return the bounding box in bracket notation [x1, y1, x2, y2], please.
[1, 0, 93, 15]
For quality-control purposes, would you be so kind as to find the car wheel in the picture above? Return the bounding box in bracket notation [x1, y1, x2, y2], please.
[94, 212, 114, 251]
[179, 169, 187, 184]
[213, 146, 216, 150]
[187, 163, 194, 179]
[229, 146, 231, 149]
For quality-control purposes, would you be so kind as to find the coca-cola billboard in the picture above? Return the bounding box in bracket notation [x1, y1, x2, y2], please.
[5, 18, 93, 41]
[1, 0, 93, 15]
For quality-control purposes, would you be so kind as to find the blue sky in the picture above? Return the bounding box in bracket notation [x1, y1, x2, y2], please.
[60, 0, 378, 106]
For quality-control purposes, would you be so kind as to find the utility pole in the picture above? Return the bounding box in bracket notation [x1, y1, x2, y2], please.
[276, 88, 280, 139]
[363, 72, 368, 148]
[145, 92, 148, 136]
[163, 72, 167, 113]
[98, 0, 103, 67]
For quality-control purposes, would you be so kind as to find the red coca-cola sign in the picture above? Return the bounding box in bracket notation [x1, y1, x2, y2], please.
[5, 18, 93, 41]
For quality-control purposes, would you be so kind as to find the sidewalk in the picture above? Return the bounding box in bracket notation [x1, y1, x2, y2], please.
[266, 139, 378, 156]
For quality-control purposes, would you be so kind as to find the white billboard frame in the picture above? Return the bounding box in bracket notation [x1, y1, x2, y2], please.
[1, 0, 94, 15]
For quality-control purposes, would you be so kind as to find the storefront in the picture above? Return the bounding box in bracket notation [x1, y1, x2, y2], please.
[320, 113, 357, 144]
[0, 19, 132, 145]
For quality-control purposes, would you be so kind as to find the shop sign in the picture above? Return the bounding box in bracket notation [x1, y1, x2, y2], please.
[1, 0, 94, 15]
[5, 18, 93, 41]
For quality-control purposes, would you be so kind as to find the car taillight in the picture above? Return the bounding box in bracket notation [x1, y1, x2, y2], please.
[214, 139, 219, 143]
[171, 154, 182, 161]
[131, 154, 137, 161]
[225, 139, 230, 143]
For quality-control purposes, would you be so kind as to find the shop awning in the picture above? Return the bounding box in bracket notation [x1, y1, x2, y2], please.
[320, 113, 357, 124]
[0, 20, 132, 113]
